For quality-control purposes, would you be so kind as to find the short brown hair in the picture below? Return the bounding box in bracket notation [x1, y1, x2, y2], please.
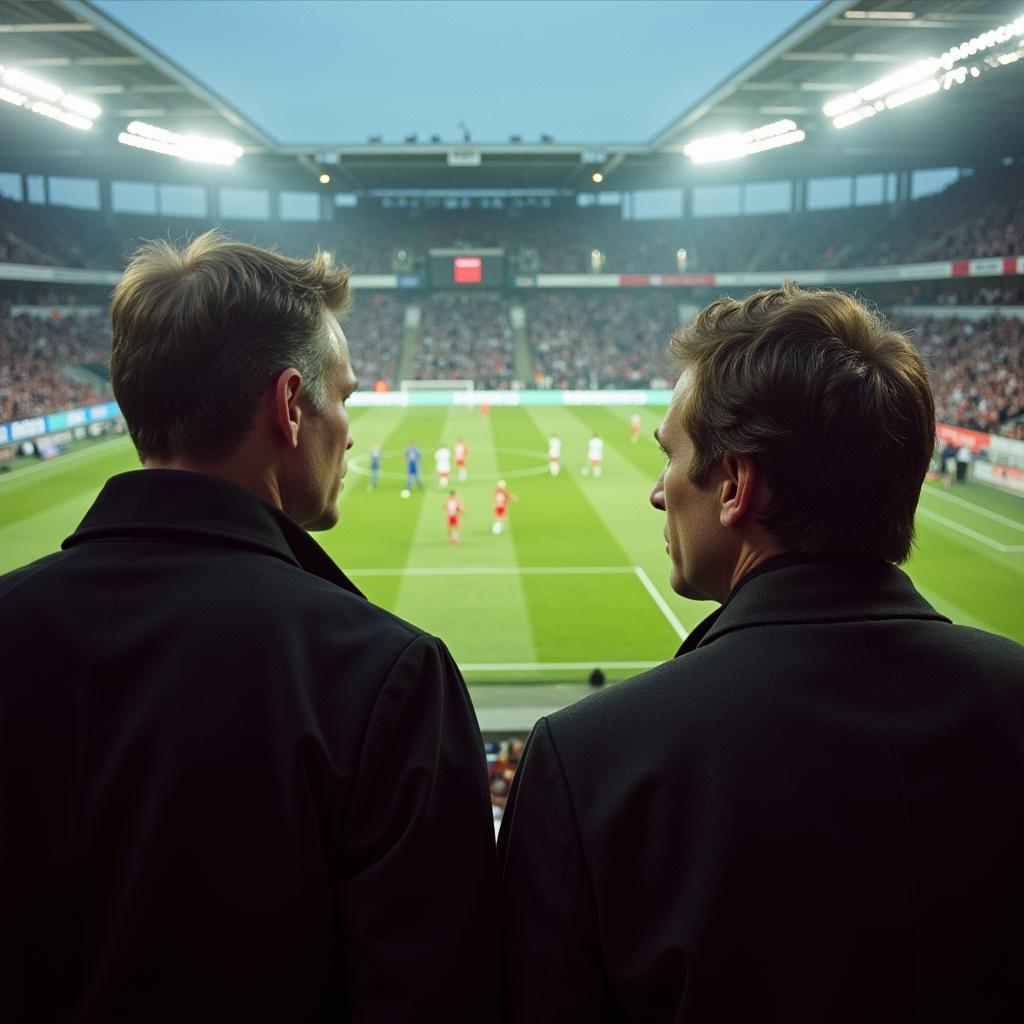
[110, 231, 351, 461]
[670, 283, 934, 563]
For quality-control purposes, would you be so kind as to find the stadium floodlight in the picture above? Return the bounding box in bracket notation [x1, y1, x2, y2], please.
[118, 120, 243, 166]
[27, 100, 93, 132]
[0, 64, 99, 130]
[843, 10, 915, 19]
[59, 94, 101, 120]
[3, 67, 62, 103]
[884, 78, 940, 110]
[0, 85, 26, 109]
[743, 129, 806, 156]
[832, 105, 876, 130]
[683, 119, 804, 164]
[826, 14, 1024, 128]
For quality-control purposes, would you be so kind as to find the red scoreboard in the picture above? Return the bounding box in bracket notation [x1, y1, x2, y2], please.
[428, 248, 505, 288]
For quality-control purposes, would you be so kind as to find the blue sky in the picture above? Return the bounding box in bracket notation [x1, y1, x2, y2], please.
[95, 0, 822, 144]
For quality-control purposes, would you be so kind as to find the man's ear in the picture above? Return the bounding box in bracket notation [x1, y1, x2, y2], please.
[719, 452, 760, 528]
[271, 368, 303, 449]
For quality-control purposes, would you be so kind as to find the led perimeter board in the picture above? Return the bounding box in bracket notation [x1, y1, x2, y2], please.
[428, 247, 506, 288]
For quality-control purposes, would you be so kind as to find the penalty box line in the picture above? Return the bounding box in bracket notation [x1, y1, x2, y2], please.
[346, 564, 690, 643]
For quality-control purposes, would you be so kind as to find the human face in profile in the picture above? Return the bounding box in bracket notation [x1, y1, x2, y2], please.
[293, 313, 358, 531]
[650, 373, 728, 601]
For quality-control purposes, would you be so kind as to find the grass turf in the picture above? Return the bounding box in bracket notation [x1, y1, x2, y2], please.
[2, 407, 1022, 726]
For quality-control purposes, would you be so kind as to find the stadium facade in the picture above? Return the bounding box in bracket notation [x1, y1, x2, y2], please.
[1, 0, 1023, 474]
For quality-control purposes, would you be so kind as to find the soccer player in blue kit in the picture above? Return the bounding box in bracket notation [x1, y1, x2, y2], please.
[368, 443, 382, 491]
[403, 441, 423, 494]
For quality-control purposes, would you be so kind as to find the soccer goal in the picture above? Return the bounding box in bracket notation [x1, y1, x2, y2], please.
[400, 379, 475, 393]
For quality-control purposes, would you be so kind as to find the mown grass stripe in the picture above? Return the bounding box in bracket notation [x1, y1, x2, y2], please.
[920, 485, 1024, 533]
[348, 565, 637, 575]
[916, 506, 1024, 553]
[462, 661, 661, 671]
[510, 405, 688, 665]
[329, 406, 450, 608]
[389, 406, 540, 668]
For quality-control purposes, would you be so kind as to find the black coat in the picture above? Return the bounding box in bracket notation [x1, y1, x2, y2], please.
[1, 469, 496, 1023]
[498, 560, 1024, 1022]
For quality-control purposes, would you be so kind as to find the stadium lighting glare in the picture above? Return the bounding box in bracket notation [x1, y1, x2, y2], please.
[118, 120, 243, 166]
[827, 14, 1024, 128]
[28, 100, 93, 132]
[0, 85, 26, 109]
[683, 119, 803, 164]
[743, 129, 806, 156]
[832, 105, 876, 130]
[684, 133, 745, 163]
[0, 64, 98, 130]
[319, 173, 331, 184]
[843, 9, 915, 19]
[60, 93, 101, 120]
[884, 78, 940, 110]
[3, 67, 61, 103]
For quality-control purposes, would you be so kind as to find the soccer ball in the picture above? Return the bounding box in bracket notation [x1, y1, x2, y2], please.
[400, 489, 411, 499]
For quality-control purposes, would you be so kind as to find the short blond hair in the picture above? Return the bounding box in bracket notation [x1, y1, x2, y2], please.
[111, 231, 350, 460]
[670, 283, 935, 563]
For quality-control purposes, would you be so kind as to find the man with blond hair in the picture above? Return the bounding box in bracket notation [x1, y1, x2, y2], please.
[499, 284, 1024, 1022]
[0, 233, 495, 1021]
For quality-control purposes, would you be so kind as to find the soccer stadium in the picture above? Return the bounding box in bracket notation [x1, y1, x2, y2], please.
[2, 3, 1024, 1007]
[4, 4, 1019, 724]
[4, 1, 1023, 713]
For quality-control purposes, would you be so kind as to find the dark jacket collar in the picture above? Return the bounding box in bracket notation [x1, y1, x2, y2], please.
[676, 560, 948, 657]
[63, 469, 364, 599]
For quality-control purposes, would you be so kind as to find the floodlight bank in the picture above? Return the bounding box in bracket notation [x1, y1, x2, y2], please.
[0, 64, 99, 131]
[826, 14, 1024, 128]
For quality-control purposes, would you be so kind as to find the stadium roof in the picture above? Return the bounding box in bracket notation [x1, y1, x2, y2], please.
[1, 0, 1022, 194]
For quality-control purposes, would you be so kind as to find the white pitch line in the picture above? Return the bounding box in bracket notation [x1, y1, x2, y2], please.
[633, 565, 689, 640]
[921, 485, 1024, 533]
[462, 661, 661, 672]
[0, 436, 130, 485]
[916, 506, 1024, 553]
[348, 565, 637, 576]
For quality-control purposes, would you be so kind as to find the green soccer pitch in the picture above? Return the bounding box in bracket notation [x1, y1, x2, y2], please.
[2, 405, 1023, 730]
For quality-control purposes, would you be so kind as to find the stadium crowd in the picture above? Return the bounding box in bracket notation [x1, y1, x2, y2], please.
[4, 164, 1024, 277]
[488, 737, 524, 835]
[347, 291, 403, 386]
[414, 292, 516, 388]
[0, 307, 109, 422]
[899, 315, 1024, 434]
[525, 291, 678, 389]
[3, 291, 1023, 442]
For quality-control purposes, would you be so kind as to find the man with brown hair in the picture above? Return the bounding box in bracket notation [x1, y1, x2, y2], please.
[0, 233, 495, 1021]
[498, 284, 1024, 1022]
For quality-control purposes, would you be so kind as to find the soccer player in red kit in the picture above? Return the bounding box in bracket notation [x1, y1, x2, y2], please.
[492, 479, 518, 535]
[630, 413, 642, 444]
[454, 439, 469, 482]
[445, 490, 464, 546]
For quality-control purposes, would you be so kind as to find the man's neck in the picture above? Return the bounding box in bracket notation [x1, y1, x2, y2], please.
[728, 543, 790, 594]
[143, 457, 284, 512]
[726, 551, 806, 604]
